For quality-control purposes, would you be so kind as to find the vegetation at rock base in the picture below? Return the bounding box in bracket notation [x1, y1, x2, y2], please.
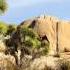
[19, 27, 49, 55]
[1, 24, 50, 70]
[6, 26, 50, 58]
[57, 59, 70, 70]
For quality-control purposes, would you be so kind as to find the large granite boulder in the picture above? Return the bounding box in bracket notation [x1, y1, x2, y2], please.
[58, 21, 70, 53]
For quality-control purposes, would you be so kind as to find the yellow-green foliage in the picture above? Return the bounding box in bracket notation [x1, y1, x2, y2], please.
[58, 59, 70, 70]
[0, 22, 17, 35]
[0, 21, 8, 34]
[20, 27, 49, 55]
[21, 27, 41, 48]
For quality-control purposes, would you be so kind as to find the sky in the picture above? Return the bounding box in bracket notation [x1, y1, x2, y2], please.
[0, 0, 70, 24]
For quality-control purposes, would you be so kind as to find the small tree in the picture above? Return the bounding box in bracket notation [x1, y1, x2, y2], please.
[19, 27, 50, 57]
[19, 28, 41, 53]
[5, 27, 50, 65]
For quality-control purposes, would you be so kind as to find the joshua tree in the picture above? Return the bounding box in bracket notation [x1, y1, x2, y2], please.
[5, 26, 50, 66]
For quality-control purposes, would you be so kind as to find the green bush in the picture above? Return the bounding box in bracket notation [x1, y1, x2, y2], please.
[0, 22, 8, 35]
[6, 27, 50, 59]
[20, 27, 49, 56]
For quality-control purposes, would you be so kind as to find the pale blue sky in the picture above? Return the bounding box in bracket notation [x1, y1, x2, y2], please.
[0, 0, 70, 24]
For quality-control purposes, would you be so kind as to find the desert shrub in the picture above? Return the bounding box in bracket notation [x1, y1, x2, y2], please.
[19, 28, 41, 54]
[0, 22, 8, 35]
[57, 59, 70, 70]
[5, 27, 50, 66]
[41, 40, 49, 55]
[7, 27, 50, 56]
[0, 58, 17, 70]
[19, 27, 50, 57]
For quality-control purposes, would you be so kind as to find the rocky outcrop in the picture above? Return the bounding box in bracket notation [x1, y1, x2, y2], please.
[18, 15, 70, 55]
[15, 16, 59, 56]
[58, 21, 70, 53]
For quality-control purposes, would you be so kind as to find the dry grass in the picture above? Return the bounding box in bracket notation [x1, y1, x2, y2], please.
[0, 58, 17, 70]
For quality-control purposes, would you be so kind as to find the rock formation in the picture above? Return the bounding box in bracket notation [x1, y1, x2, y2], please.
[18, 15, 70, 55]
[14, 15, 59, 56]
[58, 21, 70, 53]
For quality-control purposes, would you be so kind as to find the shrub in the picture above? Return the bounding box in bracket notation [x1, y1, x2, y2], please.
[57, 59, 70, 70]
[0, 22, 8, 35]
[0, 56, 17, 70]
[19, 27, 50, 56]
